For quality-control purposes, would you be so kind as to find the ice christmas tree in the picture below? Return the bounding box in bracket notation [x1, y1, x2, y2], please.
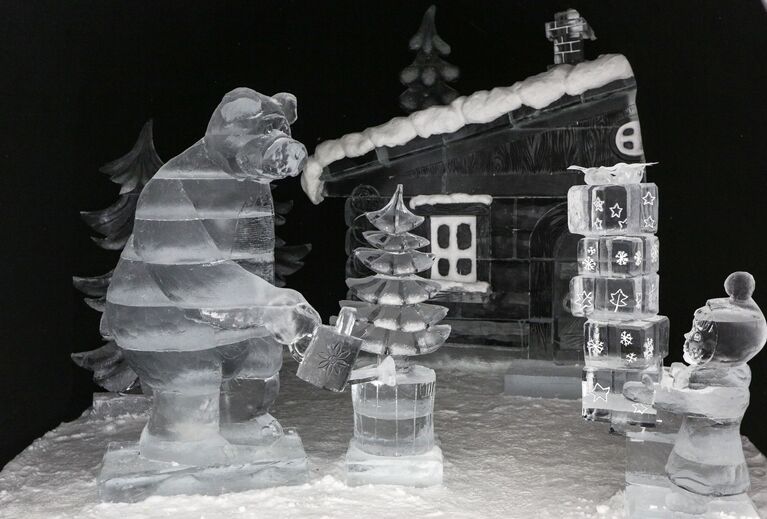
[399, 5, 460, 114]
[567, 163, 668, 432]
[341, 185, 450, 486]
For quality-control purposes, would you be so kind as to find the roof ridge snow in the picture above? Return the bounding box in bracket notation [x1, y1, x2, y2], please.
[301, 53, 634, 204]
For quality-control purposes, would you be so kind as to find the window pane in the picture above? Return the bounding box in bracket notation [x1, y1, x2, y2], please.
[437, 258, 450, 277]
[456, 258, 473, 276]
[456, 223, 472, 250]
[437, 225, 450, 249]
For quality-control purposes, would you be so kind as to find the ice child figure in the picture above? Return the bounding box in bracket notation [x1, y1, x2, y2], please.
[100, 88, 320, 499]
[624, 272, 767, 514]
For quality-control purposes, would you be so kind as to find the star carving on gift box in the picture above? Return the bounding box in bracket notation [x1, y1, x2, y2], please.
[317, 342, 352, 375]
[617, 218, 627, 230]
[609, 203, 624, 218]
[592, 196, 605, 212]
[575, 290, 594, 310]
[632, 403, 650, 414]
[588, 382, 610, 403]
[593, 218, 603, 230]
[643, 216, 656, 229]
[642, 191, 656, 206]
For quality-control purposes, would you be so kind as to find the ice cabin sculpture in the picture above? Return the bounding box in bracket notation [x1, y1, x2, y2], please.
[301, 10, 645, 360]
[623, 272, 767, 518]
[98, 88, 323, 501]
[341, 185, 450, 486]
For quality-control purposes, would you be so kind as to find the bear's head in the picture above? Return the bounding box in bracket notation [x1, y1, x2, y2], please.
[204, 87, 307, 182]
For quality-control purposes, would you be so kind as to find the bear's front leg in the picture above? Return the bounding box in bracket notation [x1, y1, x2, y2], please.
[219, 336, 284, 446]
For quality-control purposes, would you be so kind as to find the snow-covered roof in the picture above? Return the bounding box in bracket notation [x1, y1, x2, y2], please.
[301, 54, 634, 204]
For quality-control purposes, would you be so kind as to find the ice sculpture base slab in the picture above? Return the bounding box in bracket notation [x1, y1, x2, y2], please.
[503, 361, 582, 399]
[98, 428, 308, 502]
[624, 481, 758, 518]
[345, 439, 443, 487]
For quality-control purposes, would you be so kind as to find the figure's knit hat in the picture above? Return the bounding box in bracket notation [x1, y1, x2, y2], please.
[694, 272, 767, 364]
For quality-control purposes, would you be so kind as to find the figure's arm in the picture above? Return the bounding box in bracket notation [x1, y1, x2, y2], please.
[624, 374, 749, 420]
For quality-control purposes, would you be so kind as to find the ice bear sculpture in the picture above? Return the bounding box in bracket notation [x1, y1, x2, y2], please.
[625, 272, 767, 514]
[104, 87, 320, 468]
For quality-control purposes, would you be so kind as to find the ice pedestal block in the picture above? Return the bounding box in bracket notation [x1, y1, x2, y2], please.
[584, 316, 669, 369]
[577, 235, 659, 276]
[345, 439, 443, 487]
[624, 481, 759, 519]
[97, 429, 308, 502]
[568, 183, 658, 235]
[582, 366, 661, 428]
[570, 274, 659, 320]
[351, 364, 436, 457]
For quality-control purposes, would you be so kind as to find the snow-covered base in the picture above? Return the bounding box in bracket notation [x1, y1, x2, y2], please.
[98, 430, 308, 502]
[2, 346, 766, 518]
[345, 440, 442, 487]
[625, 482, 759, 518]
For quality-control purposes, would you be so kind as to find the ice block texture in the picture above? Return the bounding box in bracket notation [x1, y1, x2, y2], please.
[582, 365, 661, 429]
[568, 183, 658, 235]
[102, 87, 319, 483]
[583, 315, 669, 369]
[351, 365, 437, 457]
[577, 235, 659, 276]
[570, 274, 659, 319]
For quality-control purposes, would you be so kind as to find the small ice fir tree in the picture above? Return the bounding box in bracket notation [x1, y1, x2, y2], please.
[342, 186, 450, 474]
[399, 5, 460, 114]
[343, 185, 451, 358]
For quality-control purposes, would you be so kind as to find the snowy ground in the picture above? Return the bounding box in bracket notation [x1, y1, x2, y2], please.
[1, 347, 766, 519]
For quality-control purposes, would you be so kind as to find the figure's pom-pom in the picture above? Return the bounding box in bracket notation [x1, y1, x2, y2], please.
[725, 271, 755, 302]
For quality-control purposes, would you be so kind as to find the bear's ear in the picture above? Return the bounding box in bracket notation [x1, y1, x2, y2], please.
[272, 92, 298, 125]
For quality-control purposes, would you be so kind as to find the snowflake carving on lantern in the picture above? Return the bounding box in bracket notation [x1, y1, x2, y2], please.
[317, 343, 353, 375]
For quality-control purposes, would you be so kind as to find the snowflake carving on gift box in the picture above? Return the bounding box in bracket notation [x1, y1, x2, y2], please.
[317, 342, 352, 375]
[609, 203, 623, 219]
[593, 196, 605, 212]
[615, 250, 629, 266]
[634, 250, 643, 267]
[643, 338, 654, 359]
[641, 191, 656, 206]
[582, 257, 596, 272]
[575, 290, 594, 310]
[625, 352, 638, 363]
[587, 246, 597, 256]
[609, 289, 628, 312]
[587, 337, 604, 356]
[620, 330, 633, 346]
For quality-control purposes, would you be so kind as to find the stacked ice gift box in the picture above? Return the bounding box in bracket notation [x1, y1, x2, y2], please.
[567, 164, 668, 431]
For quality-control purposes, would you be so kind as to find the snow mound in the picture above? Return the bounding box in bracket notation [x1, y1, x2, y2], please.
[301, 54, 635, 204]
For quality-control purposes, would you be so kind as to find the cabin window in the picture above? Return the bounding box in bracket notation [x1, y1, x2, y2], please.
[429, 215, 477, 283]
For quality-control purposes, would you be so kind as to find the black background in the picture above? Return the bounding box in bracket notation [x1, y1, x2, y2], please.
[1, 0, 766, 469]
